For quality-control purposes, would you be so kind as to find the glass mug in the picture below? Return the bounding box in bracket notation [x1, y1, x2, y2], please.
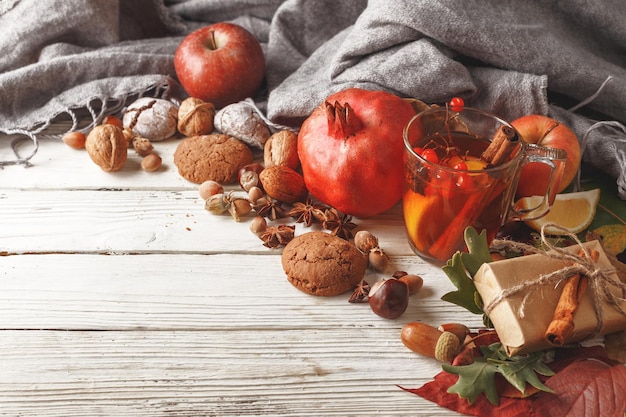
[402, 106, 567, 264]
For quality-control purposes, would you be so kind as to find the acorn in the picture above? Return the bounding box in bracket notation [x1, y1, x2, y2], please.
[401, 322, 462, 362]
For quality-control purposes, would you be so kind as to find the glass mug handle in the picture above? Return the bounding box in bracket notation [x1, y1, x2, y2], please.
[508, 143, 568, 221]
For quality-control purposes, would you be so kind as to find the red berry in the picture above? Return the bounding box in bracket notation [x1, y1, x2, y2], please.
[453, 161, 468, 171]
[455, 173, 474, 190]
[419, 148, 439, 164]
[450, 97, 464, 112]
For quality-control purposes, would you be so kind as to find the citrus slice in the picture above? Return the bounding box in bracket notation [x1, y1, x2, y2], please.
[402, 191, 443, 251]
[520, 188, 601, 235]
[464, 156, 488, 171]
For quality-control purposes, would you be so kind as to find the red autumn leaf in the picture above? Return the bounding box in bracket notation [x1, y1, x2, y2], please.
[400, 344, 618, 417]
[530, 359, 626, 417]
[399, 373, 534, 417]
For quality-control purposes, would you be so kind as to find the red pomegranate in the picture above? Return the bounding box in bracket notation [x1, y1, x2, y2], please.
[298, 88, 416, 217]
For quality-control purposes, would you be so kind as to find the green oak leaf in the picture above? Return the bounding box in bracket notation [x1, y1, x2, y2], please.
[441, 227, 491, 316]
[460, 227, 492, 276]
[443, 358, 500, 405]
[486, 346, 555, 394]
[443, 342, 555, 405]
[441, 251, 484, 314]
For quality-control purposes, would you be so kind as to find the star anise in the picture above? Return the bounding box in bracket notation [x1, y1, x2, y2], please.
[258, 225, 295, 248]
[322, 208, 358, 240]
[252, 197, 286, 221]
[286, 198, 328, 227]
[348, 279, 371, 303]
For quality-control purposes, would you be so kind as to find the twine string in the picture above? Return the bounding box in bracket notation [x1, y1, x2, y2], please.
[484, 223, 626, 338]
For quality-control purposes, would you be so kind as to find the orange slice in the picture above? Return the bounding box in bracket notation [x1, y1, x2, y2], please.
[520, 188, 601, 235]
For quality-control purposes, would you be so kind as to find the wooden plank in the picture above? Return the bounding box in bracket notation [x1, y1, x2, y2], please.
[0, 253, 471, 415]
[0, 189, 414, 256]
[0, 329, 459, 416]
[0, 253, 479, 331]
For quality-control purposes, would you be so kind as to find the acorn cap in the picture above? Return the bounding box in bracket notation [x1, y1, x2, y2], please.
[435, 331, 461, 362]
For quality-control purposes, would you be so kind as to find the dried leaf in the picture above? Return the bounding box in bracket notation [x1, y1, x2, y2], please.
[401, 370, 535, 417]
[591, 224, 626, 256]
[582, 164, 626, 232]
[605, 330, 626, 364]
[530, 359, 626, 417]
[402, 343, 620, 417]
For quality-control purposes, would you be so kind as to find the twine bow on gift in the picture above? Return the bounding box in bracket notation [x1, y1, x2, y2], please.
[484, 223, 626, 347]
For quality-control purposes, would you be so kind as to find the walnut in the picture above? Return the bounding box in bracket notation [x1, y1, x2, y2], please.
[263, 130, 299, 170]
[214, 101, 271, 149]
[177, 97, 216, 137]
[85, 124, 128, 172]
[122, 97, 178, 141]
[258, 166, 308, 204]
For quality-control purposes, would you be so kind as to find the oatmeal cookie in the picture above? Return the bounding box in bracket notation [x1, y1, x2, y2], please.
[173, 134, 253, 184]
[281, 231, 367, 296]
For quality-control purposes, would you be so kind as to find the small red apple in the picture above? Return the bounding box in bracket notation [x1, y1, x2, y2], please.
[511, 114, 581, 198]
[174, 22, 265, 109]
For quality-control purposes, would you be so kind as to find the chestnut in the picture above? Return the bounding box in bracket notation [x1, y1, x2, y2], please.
[238, 163, 264, 191]
[368, 278, 409, 319]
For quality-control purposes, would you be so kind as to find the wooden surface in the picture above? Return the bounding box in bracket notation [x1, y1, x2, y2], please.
[0, 134, 485, 416]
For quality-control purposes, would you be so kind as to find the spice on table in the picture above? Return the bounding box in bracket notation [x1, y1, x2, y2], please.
[322, 208, 357, 240]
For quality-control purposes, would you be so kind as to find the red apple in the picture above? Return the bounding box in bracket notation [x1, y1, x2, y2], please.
[511, 114, 581, 198]
[174, 22, 265, 109]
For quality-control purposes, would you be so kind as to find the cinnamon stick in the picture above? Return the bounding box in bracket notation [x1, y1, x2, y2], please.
[481, 125, 520, 166]
[544, 249, 600, 346]
[429, 178, 507, 261]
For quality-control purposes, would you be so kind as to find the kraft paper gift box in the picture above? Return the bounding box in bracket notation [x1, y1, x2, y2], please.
[473, 240, 626, 356]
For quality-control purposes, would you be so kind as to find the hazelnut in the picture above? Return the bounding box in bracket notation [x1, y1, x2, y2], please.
[198, 180, 224, 200]
[228, 198, 251, 222]
[177, 97, 216, 137]
[62, 131, 86, 149]
[249, 215, 267, 234]
[85, 124, 128, 172]
[354, 230, 379, 253]
[401, 322, 462, 363]
[141, 153, 162, 172]
[259, 165, 308, 204]
[263, 130, 299, 170]
[132, 136, 154, 156]
[368, 279, 409, 319]
[204, 193, 251, 222]
[247, 186, 264, 204]
[205, 193, 229, 215]
[368, 247, 390, 272]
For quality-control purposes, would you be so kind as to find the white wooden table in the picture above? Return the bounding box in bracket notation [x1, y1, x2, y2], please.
[0, 132, 485, 416]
